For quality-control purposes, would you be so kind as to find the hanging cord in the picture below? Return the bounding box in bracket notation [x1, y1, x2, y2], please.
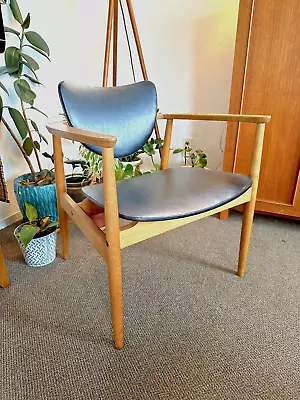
[119, 0, 136, 82]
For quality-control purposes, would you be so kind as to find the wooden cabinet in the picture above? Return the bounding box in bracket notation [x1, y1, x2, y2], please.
[222, 0, 300, 219]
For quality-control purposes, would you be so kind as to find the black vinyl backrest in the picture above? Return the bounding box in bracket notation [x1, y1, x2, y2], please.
[58, 81, 158, 158]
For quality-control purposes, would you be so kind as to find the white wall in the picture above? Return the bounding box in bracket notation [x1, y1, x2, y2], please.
[0, 0, 239, 227]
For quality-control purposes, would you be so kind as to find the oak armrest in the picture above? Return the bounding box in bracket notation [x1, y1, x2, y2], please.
[157, 113, 271, 124]
[46, 122, 117, 148]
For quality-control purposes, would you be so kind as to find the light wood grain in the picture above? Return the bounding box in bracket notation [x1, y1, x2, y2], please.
[103, 0, 114, 87]
[160, 119, 173, 170]
[223, 0, 300, 219]
[47, 122, 117, 148]
[60, 193, 108, 261]
[0, 246, 10, 288]
[120, 188, 252, 249]
[102, 147, 124, 349]
[158, 114, 271, 123]
[53, 136, 69, 260]
[220, 0, 254, 222]
[238, 123, 265, 277]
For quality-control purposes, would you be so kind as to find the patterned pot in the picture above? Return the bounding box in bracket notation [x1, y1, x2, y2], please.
[14, 173, 58, 221]
[14, 223, 57, 267]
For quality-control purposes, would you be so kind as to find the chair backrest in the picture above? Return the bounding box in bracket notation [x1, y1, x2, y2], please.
[58, 81, 157, 158]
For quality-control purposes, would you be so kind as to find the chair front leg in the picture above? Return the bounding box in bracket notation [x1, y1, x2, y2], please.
[102, 147, 124, 349]
[0, 246, 10, 288]
[238, 123, 265, 277]
[53, 136, 69, 260]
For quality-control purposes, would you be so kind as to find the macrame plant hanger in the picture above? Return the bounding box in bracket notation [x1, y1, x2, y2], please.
[102, 0, 162, 144]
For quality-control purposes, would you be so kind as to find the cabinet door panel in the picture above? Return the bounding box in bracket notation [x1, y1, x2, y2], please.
[234, 0, 300, 208]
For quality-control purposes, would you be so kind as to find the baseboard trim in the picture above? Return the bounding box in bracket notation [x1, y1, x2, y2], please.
[0, 212, 22, 230]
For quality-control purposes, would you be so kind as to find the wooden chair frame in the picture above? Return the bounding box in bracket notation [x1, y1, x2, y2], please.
[47, 112, 270, 349]
[0, 246, 10, 288]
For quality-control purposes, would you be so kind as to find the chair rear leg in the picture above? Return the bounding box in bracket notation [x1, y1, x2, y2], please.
[53, 136, 69, 260]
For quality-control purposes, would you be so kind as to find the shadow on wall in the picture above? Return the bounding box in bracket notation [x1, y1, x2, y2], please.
[189, 4, 239, 170]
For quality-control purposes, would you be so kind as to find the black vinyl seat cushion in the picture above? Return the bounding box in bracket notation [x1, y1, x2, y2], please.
[83, 168, 252, 222]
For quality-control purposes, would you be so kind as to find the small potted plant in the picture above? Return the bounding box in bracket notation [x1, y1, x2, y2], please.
[14, 202, 58, 267]
[64, 159, 94, 203]
[0, 0, 55, 220]
[173, 141, 208, 168]
[79, 137, 164, 181]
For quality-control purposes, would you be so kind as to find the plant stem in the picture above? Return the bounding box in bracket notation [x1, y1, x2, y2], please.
[20, 100, 42, 172]
[1, 116, 36, 177]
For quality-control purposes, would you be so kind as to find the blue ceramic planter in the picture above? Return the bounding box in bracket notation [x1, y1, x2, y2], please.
[14, 173, 58, 221]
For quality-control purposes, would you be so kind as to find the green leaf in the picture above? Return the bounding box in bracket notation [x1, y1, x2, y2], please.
[21, 53, 39, 71]
[23, 74, 42, 85]
[9, 0, 23, 24]
[0, 82, 9, 95]
[46, 221, 58, 229]
[18, 225, 40, 247]
[23, 137, 34, 156]
[21, 61, 39, 80]
[28, 106, 48, 118]
[173, 148, 184, 154]
[22, 45, 50, 61]
[122, 164, 134, 180]
[0, 66, 18, 75]
[14, 79, 36, 105]
[33, 140, 40, 151]
[36, 131, 48, 145]
[25, 202, 38, 222]
[42, 152, 54, 162]
[8, 107, 27, 139]
[134, 170, 142, 177]
[22, 13, 30, 29]
[4, 26, 20, 36]
[25, 31, 50, 56]
[30, 120, 38, 131]
[5, 46, 20, 70]
[115, 169, 124, 181]
[0, 96, 3, 121]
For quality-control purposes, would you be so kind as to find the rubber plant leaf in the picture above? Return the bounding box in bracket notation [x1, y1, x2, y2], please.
[25, 31, 50, 56]
[21, 53, 39, 71]
[0, 96, 2, 121]
[0, 66, 18, 75]
[9, 0, 23, 24]
[14, 79, 36, 105]
[23, 137, 34, 156]
[4, 26, 20, 36]
[23, 74, 41, 85]
[29, 106, 48, 118]
[5, 46, 20, 70]
[22, 13, 30, 29]
[22, 44, 50, 61]
[8, 107, 27, 139]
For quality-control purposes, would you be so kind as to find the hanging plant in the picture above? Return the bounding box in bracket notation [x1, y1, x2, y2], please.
[0, 0, 51, 185]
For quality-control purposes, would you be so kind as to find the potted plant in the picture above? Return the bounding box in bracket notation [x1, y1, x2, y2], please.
[14, 202, 58, 267]
[0, 0, 55, 220]
[79, 137, 163, 181]
[64, 159, 94, 203]
[173, 141, 208, 168]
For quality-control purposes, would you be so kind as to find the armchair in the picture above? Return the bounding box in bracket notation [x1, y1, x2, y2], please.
[47, 81, 270, 349]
